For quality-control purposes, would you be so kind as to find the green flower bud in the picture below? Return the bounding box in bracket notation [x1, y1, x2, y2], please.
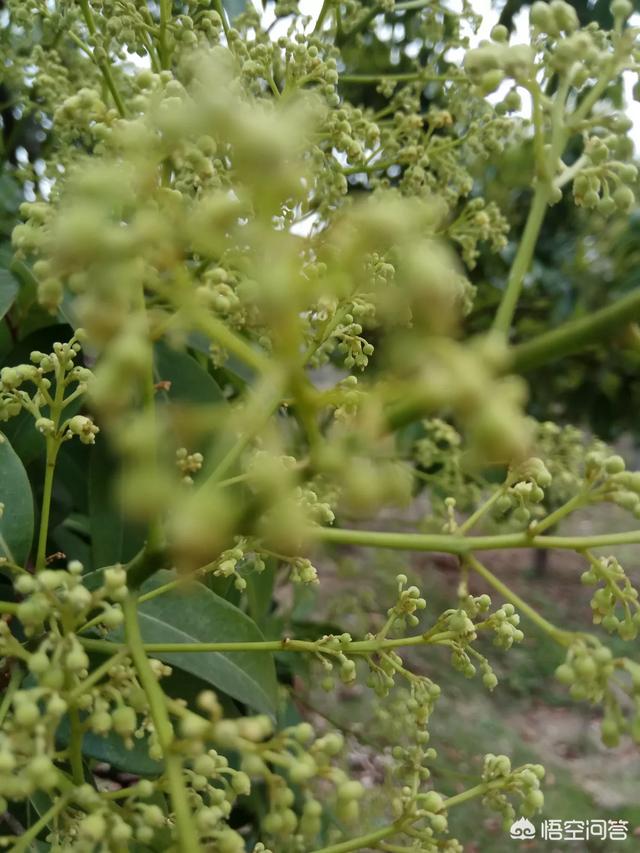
[550, 0, 579, 31]
[611, 0, 633, 20]
[79, 813, 107, 841]
[600, 717, 620, 747]
[337, 780, 365, 801]
[479, 69, 505, 95]
[483, 671, 499, 690]
[112, 706, 137, 736]
[336, 799, 360, 825]
[422, 791, 444, 812]
[28, 651, 50, 675]
[0, 751, 16, 773]
[613, 186, 635, 212]
[14, 701, 40, 727]
[490, 24, 509, 43]
[555, 663, 575, 685]
[526, 789, 544, 810]
[288, 754, 318, 784]
[231, 771, 251, 795]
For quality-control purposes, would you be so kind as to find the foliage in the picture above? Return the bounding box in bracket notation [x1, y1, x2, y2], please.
[0, 0, 639, 850]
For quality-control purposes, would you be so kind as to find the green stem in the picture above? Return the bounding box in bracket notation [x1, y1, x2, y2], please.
[78, 0, 126, 116]
[313, 0, 332, 33]
[79, 630, 457, 657]
[533, 493, 586, 535]
[527, 80, 547, 178]
[123, 594, 201, 853]
[458, 489, 504, 534]
[492, 183, 550, 336]
[570, 58, 617, 128]
[0, 665, 22, 726]
[310, 778, 498, 853]
[35, 438, 61, 572]
[68, 705, 85, 784]
[309, 819, 408, 853]
[204, 379, 283, 485]
[11, 793, 72, 853]
[0, 600, 18, 614]
[213, 0, 230, 36]
[191, 310, 271, 374]
[314, 525, 640, 553]
[340, 72, 446, 83]
[66, 651, 127, 703]
[158, 0, 172, 69]
[465, 554, 574, 644]
[510, 287, 640, 373]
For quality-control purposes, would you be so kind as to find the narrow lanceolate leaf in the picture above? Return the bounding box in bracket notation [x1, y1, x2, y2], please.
[110, 570, 278, 714]
[0, 432, 34, 565]
[0, 268, 18, 321]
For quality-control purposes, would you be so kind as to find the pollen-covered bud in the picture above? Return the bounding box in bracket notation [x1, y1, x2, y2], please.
[611, 0, 633, 21]
[66, 414, 100, 444]
[530, 1, 556, 33]
[613, 186, 635, 212]
[550, 0, 579, 31]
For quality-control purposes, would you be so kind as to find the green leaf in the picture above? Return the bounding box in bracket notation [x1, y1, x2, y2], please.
[110, 570, 278, 714]
[154, 340, 225, 407]
[246, 557, 276, 630]
[56, 715, 162, 776]
[0, 431, 34, 565]
[0, 268, 18, 321]
[88, 438, 145, 570]
[89, 439, 124, 569]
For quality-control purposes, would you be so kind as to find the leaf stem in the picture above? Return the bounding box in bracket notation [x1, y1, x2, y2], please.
[314, 525, 640, 553]
[158, 0, 172, 69]
[458, 488, 504, 534]
[532, 492, 586, 536]
[465, 554, 574, 645]
[66, 651, 127, 703]
[35, 438, 60, 572]
[78, 0, 126, 116]
[0, 665, 22, 726]
[11, 792, 72, 853]
[510, 287, 640, 373]
[309, 778, 502, 853]
[309, 819, 408, 853]
[79, 630, 458, 657]
[123, 593, 201, 852]
[492, 183, 550, 336]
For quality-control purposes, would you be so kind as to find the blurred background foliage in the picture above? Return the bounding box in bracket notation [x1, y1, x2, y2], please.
[2, 0, 640, 441]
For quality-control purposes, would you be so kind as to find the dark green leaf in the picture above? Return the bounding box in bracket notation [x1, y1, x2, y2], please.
[110, 570, 278, 714]
[154, 340, 225, 406]
[246, 558, 276, 630]
[0, 431, 34, 565]
[55, 716, 162, 776]
[89, 439, 124, 569]
[0, 268, 18, 321]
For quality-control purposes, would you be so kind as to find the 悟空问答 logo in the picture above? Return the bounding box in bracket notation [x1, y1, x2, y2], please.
[510, 817, 536, 839]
